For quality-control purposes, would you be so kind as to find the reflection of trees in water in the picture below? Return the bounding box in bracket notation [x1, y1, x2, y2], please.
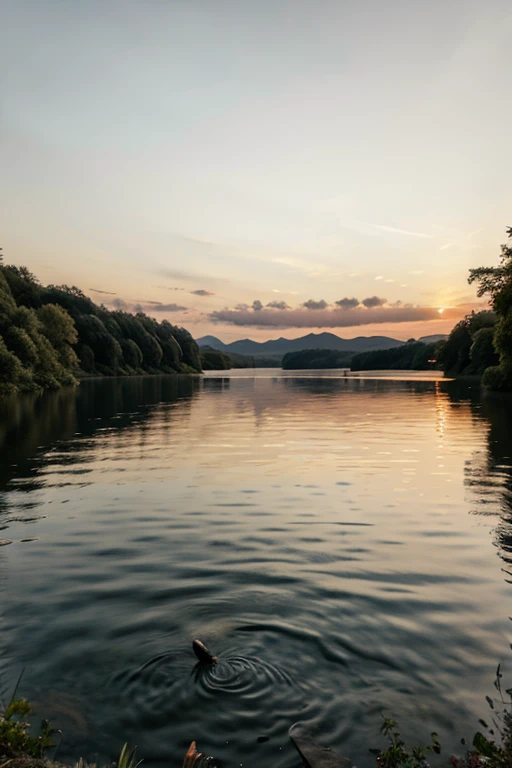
[453, 381, 512, 572]
[201, 377, 231, 392]
[282, 377, 439, 397]
[0, 376, 200, 494]
[479, 393, 512, 573]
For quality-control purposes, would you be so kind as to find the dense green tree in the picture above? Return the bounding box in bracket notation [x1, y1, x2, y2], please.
[435, 310, 499, 376]
[468, 309, 497, 335]
[0, 256, 202, 396]
[468, 227, 512, 388]
[351, 342, 438, 371]
[134, 328, 163, 369]
[0, 271, 17, 330]
[74, 314, 122, 373]
[44, 284, 95, 316]
[32, 332, 76, 389]
[1, 265, 43, 309]
[169, 325, 202, 371]
[470, 327, 499, 374]
[283, 349, 354, 369]
[76, 343, 96, 373]
[4, 326, 39, 367]
[37, 303, 79, 369]
[201, 350, 231, 370]
[436, 320, 472, 375]
[0, 336, 27, 395]
[120, 338, 143, 370]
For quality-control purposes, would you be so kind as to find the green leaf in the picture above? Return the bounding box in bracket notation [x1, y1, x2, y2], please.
[4, 698, 31, 720]
[473, 731, 498, 757]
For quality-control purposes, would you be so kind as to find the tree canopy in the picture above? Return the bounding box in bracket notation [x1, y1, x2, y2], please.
[283, 349, 354, 369]
[0, 257, 202, 397]
[350, 341, 438, 372]
[467, 227, 512, 389]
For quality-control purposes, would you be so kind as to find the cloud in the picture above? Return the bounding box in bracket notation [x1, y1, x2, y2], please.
[157, 267, 224, 285]
[374, 224, 433, 239]
[191, 289, 215, 296]
[252, 299, 264, 311]
[362, 295, 387, 308]
[209, 304, 442, 329]
[89, 287, 116, 295]
[303, 299, 328, 310]
[111, 297, 187, 313]
[151, 302, 188, 312]
[335, 297, 359, 309]
[112, 298, 129, 310]
[266, 300, 290, 310]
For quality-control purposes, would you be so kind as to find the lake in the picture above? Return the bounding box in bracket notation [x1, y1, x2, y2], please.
[1, 370, 512, 768]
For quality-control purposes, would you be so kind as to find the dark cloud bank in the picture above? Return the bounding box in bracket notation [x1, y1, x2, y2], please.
[209, 296, 441, 328]
[112, 298, 188, 313]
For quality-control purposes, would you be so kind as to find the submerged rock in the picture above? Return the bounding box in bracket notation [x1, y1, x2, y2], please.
[289, 724, 352, 768]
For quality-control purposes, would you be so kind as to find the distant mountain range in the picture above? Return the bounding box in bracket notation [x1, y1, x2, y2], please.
[196, 332, 447, 357]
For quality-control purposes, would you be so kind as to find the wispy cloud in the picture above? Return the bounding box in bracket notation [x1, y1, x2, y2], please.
[151, 302, 188, 312]
[373, 224, 434, 239]
[111, 297, 188, 313]
[89, 287, 116, 295]
[339, 220, 434, 239]
[153, 285, 186, 292]
[156, 267, 224, 285]
[191, 289, 216, 296]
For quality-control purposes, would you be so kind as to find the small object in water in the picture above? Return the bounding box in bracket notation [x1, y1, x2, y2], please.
[182, 741, 203, 767]
[183, 741, 217, 767]
[192, 639, 217, 664]
[289, 724, 352, 768]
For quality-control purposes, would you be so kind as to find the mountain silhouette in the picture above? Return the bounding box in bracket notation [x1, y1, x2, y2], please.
[196, 332, 446, 357]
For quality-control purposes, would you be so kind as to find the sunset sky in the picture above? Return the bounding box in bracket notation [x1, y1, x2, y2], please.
[2, 0, 510, 341]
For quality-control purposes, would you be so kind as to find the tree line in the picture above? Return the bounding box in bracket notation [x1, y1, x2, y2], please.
[350, 341, 438, 371]
[282, 349, 354, 369]
[353, 227, 512, 385]
[435, 226, 512, 386]
[0, 257, 202, 397]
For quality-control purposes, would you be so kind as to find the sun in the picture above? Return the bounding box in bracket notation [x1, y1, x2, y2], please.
[438, 308, 445, 314]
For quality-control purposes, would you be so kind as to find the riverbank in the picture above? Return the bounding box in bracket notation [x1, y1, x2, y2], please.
[3, 692, 512, 768]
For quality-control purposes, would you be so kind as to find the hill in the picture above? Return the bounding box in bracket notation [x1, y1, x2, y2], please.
[350, 341, 440, 371]
[195, 332, 428, 357]
[282, 349, 354, 369]
[0, 261, 202, 396]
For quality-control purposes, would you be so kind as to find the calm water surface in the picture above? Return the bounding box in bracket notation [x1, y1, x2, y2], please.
[1, 370, 512, 767]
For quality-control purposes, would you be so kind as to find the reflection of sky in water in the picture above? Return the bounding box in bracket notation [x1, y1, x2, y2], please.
[0, 372, 511, 768]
